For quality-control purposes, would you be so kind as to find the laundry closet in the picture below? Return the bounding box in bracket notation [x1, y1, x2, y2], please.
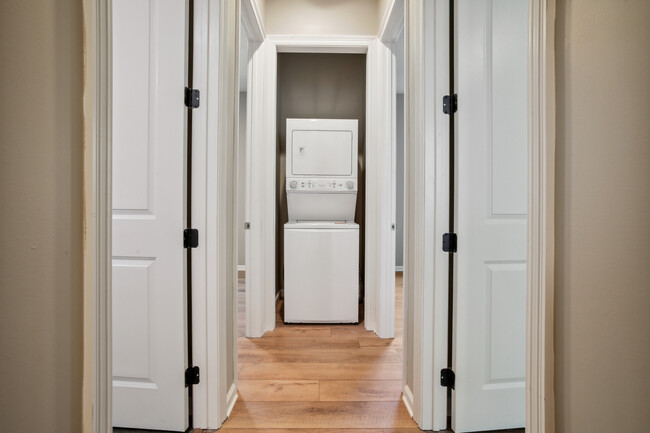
[275, 53, 367, 318]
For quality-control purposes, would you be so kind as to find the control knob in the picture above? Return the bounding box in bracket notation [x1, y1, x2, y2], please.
[346, 181, 354, 190]
[289, 180, 298, 189]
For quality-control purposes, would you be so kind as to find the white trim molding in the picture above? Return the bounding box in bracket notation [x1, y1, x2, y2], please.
[91, 0, 113, 432]
[246, 37, 277, 338]
[404, 0, 442, 429]
[270, 35, 374, 53]
[364, 38, 396, 339]
[191, 0, 240, 428]
[526, 1, 556, 433]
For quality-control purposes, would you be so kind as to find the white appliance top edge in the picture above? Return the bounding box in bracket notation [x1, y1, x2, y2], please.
[284, 221, 359, 229]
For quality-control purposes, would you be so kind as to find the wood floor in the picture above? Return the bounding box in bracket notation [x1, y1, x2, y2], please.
[210, 272, 421, 432]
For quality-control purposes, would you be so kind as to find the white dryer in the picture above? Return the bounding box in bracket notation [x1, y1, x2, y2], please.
[284, 118, 359, 323]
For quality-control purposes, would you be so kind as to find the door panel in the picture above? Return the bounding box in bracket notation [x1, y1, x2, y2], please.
[112, 0, 187, 430]
[454, 0, 528, 431]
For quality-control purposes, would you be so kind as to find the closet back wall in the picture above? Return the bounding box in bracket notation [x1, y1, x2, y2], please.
[276, 53, 367, 297]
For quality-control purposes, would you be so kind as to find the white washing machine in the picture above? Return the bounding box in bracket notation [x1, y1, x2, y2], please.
[284, 222, 359, 323]
[284, 118, 359, 323]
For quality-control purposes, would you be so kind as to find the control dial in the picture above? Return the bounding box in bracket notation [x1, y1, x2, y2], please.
[289, 180, 298, 189]
[346, 181, 354, 190]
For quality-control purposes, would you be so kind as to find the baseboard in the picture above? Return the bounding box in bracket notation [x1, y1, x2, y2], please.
[225, 382, 238, 418]
[395, 265, 404, 272]
[402, 384, 415, 419]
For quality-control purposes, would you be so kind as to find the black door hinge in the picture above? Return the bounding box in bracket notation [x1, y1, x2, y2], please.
[184, 87, 200, 109]
[442, 233, 457, 253]
[443, 94, 457, 114]
[184, 228, 199, 248]
[185, 366, 200, 387]
[441, 368, 455, 389]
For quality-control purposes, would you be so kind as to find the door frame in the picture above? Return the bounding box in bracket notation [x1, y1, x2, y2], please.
[87, 0, 242, 431]
[403, 0, 556, 431]
[245, 33, 398, 340]
[87, 0, 555, 432]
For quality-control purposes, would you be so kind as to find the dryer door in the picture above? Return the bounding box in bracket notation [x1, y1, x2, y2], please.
[291, 129, 353, 176]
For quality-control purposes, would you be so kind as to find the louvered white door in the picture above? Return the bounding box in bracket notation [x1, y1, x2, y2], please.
[454, 0, 528, 431]
[111, 0, 187, 430]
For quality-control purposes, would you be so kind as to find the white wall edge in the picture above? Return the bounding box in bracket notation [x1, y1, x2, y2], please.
[192, 0, 240, 428]
[379, 0, 405, 44]
[246, 37, 277, 338]
[405, 0, 450, 430]
[364, 38, 396, 339]
[240, 0, 265, 41]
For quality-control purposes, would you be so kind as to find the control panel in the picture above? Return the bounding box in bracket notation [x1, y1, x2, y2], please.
[286, 177, 357, 192]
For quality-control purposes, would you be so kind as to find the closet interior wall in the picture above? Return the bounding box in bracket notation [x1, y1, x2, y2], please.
[276, 53, 367, 298]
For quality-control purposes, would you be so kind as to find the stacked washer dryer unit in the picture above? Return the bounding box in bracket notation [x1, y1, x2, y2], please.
[284, 118, 359, 323]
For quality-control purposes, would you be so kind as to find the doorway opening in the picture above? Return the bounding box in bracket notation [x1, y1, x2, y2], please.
[93, 1, 555, 432]
[230, 23, 409, 433]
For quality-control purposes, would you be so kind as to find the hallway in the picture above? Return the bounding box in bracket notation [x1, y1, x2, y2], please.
[216, 272, 419, 431]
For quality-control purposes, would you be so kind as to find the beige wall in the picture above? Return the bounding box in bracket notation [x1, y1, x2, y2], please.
[255, 0, 266, 26]
[0, 0, 85, 431]
[265, 0, 379, 35]
[377, 0, 392, 30]
[555, 0, 650, 431]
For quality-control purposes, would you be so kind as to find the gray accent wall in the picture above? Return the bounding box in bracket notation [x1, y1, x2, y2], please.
[396, 94, 405, 268]
[276, 53, 367, 295]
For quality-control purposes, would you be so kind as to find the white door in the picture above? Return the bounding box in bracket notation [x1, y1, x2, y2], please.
[112, 0, 187, 430]
[454, 0, 528, 431]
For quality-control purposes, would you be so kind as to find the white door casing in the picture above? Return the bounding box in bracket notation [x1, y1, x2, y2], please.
[454, 0, 528, 431]
[365, 38, 396, 339]
[190, 0, 243, 427]
[111, 0, 187, 430]
[246, 38, 277, 338]
[402, 0, 451, 428]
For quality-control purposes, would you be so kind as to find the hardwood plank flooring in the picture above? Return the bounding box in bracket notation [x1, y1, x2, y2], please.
[224, 401, 416, 429]
[319, 380, 403, 401]
[238, 347, 402, 363]
[222, 272, 421, 431]
[238, 379, 319, 402]
[239, 362, 403, 381]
